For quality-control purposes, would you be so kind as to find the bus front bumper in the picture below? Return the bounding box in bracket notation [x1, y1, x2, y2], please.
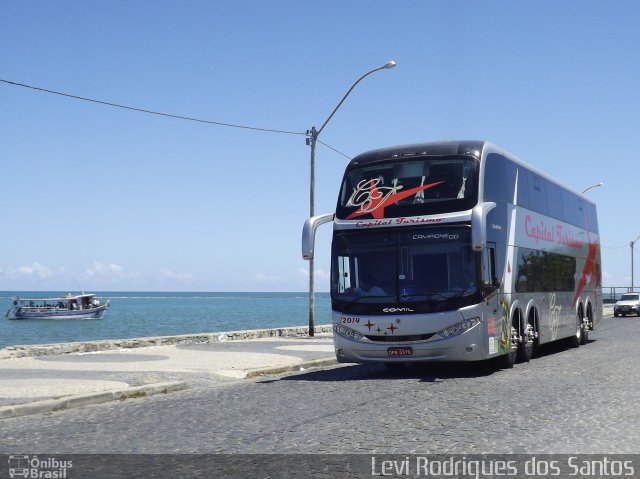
[333, 321, 486, 363]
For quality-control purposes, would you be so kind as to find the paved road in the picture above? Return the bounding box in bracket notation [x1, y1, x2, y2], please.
[1, 315, 639, 455]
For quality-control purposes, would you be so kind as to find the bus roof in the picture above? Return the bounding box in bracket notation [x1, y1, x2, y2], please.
[348, 140, 485, 165]
[347, 140, 595, 204]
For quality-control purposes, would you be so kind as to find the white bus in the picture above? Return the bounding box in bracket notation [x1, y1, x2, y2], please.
[302, 141, 602, 368]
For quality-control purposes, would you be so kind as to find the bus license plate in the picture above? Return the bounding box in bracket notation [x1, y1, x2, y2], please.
[387, 347, 412, 357]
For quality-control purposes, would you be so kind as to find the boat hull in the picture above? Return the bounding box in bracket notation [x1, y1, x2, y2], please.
[6, 304, 109, 320]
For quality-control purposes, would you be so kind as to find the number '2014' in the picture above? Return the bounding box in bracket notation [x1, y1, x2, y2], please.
[342, 317, 360, 324]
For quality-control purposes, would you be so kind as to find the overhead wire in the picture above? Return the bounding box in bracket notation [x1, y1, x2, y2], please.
[0, 78, 306, 135]
[602, 244, 631, 250]
[317, 139, 352, 160]
[1, 77, 354, 160]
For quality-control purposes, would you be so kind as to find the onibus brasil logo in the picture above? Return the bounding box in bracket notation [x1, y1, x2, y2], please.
[8, 455, 72, 478]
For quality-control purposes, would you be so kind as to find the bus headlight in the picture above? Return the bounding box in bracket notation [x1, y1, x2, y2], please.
[333, 323, 364, 341]
[437, 318, 479, 339]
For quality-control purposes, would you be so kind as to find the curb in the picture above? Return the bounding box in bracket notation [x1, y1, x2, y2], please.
[0, 381, 188, 420]
[245, 357, 339, 379]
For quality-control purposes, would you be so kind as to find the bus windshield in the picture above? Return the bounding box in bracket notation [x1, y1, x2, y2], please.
[336, 156, 478, 220]
[331, 227, 479, 313]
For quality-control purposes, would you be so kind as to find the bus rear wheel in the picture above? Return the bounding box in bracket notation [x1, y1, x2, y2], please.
[517, 309, 536, 363]
[581, 306, 592, 345]
[568, 310, 583, 348]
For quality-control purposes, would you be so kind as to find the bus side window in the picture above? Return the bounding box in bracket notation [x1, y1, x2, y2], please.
[483, 244, 498, 292]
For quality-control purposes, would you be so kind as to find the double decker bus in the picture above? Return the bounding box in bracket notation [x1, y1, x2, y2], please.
[302, 141, 602, 368]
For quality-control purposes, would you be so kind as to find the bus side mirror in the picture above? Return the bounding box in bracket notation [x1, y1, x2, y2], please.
[471, 202, 496, 251]
[302, 213, 335, 260]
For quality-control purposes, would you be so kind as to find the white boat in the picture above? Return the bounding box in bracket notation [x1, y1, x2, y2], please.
[5, 293, 110, 320]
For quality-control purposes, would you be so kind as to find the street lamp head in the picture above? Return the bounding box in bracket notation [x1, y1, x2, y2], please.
[582, 182, 604, 194]
[316, 60, 397, 137]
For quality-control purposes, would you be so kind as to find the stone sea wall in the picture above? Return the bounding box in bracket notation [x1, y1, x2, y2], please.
[0, 324, 333, 359]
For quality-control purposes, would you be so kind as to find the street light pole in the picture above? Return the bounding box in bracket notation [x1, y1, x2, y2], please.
[306, 60, 396, 337]
[581, 182, 604, 194]
[308, 126, 317, 337]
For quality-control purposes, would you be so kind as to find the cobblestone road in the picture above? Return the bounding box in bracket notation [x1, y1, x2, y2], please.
[1, 315, 639, 454]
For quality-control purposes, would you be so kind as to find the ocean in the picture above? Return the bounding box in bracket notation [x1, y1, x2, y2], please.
[0, 292, 332, 350]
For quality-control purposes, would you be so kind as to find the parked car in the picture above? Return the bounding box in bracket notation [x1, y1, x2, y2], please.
[614, 292, 640, 317]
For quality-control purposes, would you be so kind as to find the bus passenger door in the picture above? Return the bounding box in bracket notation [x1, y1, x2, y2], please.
[482, 243, 499, 294]
[482, 243, 500, 355]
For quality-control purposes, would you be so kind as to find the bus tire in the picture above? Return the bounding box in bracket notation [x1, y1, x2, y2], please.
[568, 310, 583, 348]
[581, 306, 592, 346]
[517, 309, 536, 363]
[581, 323, 589, 345]
[498, 321, 519, 369]
[498, 349, 516, 369]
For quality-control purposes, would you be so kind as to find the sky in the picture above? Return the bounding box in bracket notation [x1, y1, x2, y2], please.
[0, 1, 638, 292]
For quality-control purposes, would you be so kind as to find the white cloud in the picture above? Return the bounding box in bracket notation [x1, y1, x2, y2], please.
[297, 267, 330, 281]
[159, 268, 195, 283]
[14, 262, 53, 279]
[251, 272, 282, 284]
[84, 261, 125, 279]
[82, 261, 145, 286]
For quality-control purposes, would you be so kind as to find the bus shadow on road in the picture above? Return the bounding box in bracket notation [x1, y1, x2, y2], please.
[531, 337, 597, 360]
[274, 338, 598, 384]
[385, 361, 499, 382]
[276, 359, 498, 383]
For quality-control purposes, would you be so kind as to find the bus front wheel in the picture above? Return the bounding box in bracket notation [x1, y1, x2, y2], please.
[498, 324, 519, 369]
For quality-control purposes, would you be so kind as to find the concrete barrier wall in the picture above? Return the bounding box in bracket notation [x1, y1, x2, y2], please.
[0, 324, 333, 359]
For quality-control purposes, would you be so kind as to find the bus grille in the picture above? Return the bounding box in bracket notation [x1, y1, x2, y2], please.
[365, 333, 435, 342]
